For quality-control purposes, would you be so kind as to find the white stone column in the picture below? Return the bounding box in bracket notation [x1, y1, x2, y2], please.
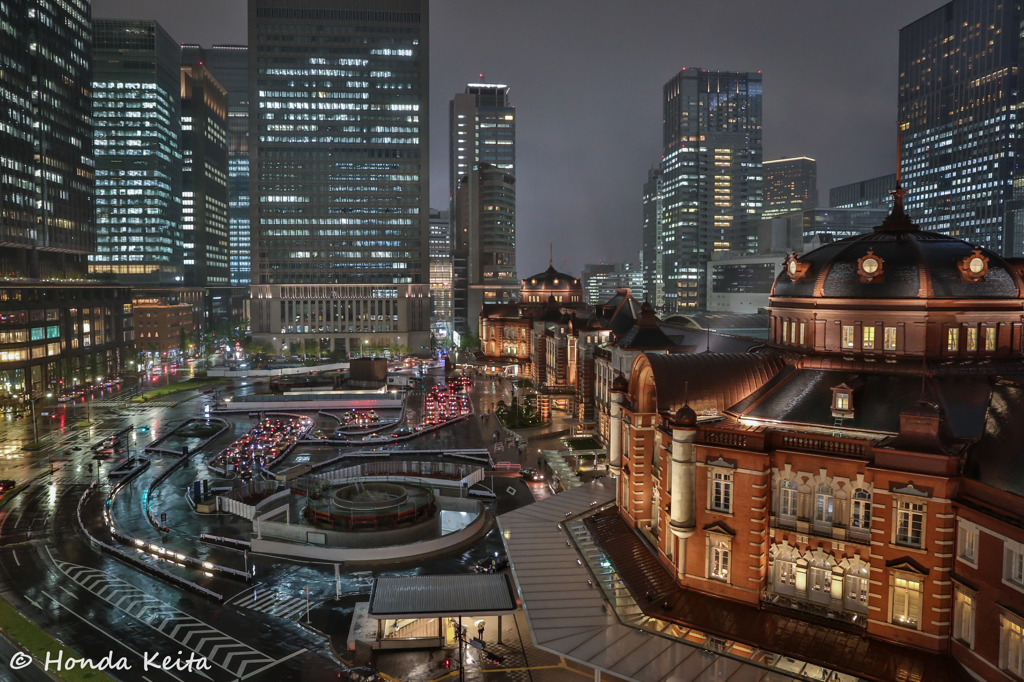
[608, 396, 623, 477]
[670, 423, 697, 580]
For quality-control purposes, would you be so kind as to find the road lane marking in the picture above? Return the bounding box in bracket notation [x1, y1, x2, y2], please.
[47, 553, 293, 677]
[11, 550, 18, 566]
[39, 590, 189, 682]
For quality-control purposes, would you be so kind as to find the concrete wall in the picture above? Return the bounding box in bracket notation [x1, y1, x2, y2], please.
[250, 504, 487, 564]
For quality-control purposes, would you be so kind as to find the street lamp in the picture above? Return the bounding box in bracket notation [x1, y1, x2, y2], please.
[29, 392, 53, 446]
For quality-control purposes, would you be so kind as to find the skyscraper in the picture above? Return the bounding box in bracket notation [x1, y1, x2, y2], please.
[248, 0, 431, 356]
[180, 64, 230, 287]
[429, 208, 452, 331]
[449, 83, 517, 333]
[181, 45, 251, 287]
[900, 0, 1024, 254]
[829, 173, 896, 209]
[0, 0, 94, 280]
[91, 19, 183, 284]
[641, 167, 664, 309]
[660, 68, 763, 312]
[581, 260, 644, 305]
[762, 156, 817, 218]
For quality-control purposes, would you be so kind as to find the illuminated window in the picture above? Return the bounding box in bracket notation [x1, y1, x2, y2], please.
[708, 537, 730, 582]
[953, 588, 975, 648]
[947, 327, 959, 352]
[799, 322, 805, 345]
[835, 392, 850, 411]
[841, 325, 855, 348]
[1003, 613, 1024, 676]
[884, 326, 897, 350]
[986, 328, 997, 351]
[891, 577, 922, 628]
[845, 566, 870, 613]
[863, 326, 875, 349]
[781, 320, 788, 343]
[775, 554, 797, 593]
[966, 327, 978, 352]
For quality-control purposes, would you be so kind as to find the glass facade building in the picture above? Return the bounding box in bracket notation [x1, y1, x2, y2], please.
[0, 0, 94, 280]
[582, 261, 644, 305]
[899, 0, 1024, 255]
[641, 167, 664, 310]
[90, 19, 183, 284]
[449, 83, 517, 333]
[763, 156, 817, 218]
[429, 208, 452, 329]
[248, 0, 429, 289]
[180, 63, 230, 287]
[660, 69, 763, 312]
[829, 173, 896, 209]
[182, 45, 251, 286]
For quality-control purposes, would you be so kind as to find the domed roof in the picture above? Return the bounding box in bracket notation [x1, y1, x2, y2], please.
[771, 199, 1024, 300]
[523, 264, 581, 292]
[672, 405, 697, 427]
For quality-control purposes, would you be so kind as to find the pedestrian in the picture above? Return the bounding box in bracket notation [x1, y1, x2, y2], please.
[476, 619, 486, 642]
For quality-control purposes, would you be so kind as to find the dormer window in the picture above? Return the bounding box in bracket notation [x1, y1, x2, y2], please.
[857, 249, 884, 282]
[958, 248, 990, 282]
[785, 252, 811, 282]
[831, 381, 861, 418]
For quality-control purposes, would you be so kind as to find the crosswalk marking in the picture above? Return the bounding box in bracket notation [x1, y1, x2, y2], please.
[228, 588, 309, 621]
[49, 556, 305, 677]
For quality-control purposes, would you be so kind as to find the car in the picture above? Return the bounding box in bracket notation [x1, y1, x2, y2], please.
[473, 553, 509, 574]
[0, 480, 16, 493]
[520, 468, 544, 482]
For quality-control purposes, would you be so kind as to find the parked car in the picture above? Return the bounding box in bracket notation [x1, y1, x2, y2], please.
[520, 468, 544, 482]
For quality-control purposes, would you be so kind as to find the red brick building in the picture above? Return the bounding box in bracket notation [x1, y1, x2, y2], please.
[603, 194, 1024, 681]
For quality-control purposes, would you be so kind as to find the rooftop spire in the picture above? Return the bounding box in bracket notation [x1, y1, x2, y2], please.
[549, 243, 553, 268]
[875, 120, 917, 232]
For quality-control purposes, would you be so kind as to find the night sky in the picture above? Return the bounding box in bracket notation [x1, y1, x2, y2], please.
[92, 0, 943, 280]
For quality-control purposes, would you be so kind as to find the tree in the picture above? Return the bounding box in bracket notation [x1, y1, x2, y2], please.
[459, 331, 480, 352]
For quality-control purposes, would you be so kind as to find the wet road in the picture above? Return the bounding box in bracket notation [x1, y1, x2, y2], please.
[0, 365, 552, 682]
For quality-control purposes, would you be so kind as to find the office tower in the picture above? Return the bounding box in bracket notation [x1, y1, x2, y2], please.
[180, 64, 230, 287]
[0, 0, 94, 280]
[429, 208, 452, 331]
[181, 45, 251, 287]
[641, 168, 664, 310]
[900, 0, 1024, 254]
[248, 0, 431, 356]
[755, 207, 889, 254]
[449, 82, 517, 333]
[660, 68, 763, 312]
[453, 164, 517, 334]
[91, 19, 183, 284]
[763, 156, 817, 218]
[582, 261, 644, 305]
[829, 173, 896, 209]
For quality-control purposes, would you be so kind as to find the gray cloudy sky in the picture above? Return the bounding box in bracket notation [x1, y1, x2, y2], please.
[93, 0, 943, 279]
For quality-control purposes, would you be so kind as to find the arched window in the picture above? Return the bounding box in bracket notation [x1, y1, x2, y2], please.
[774, 550, 798, 595]
[844, 565, 870, 614]
[814, 484, 834, 529]
[778, 480, 798, 526]
[850, 488, 872, 540]
[808, 559, 833, 603]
